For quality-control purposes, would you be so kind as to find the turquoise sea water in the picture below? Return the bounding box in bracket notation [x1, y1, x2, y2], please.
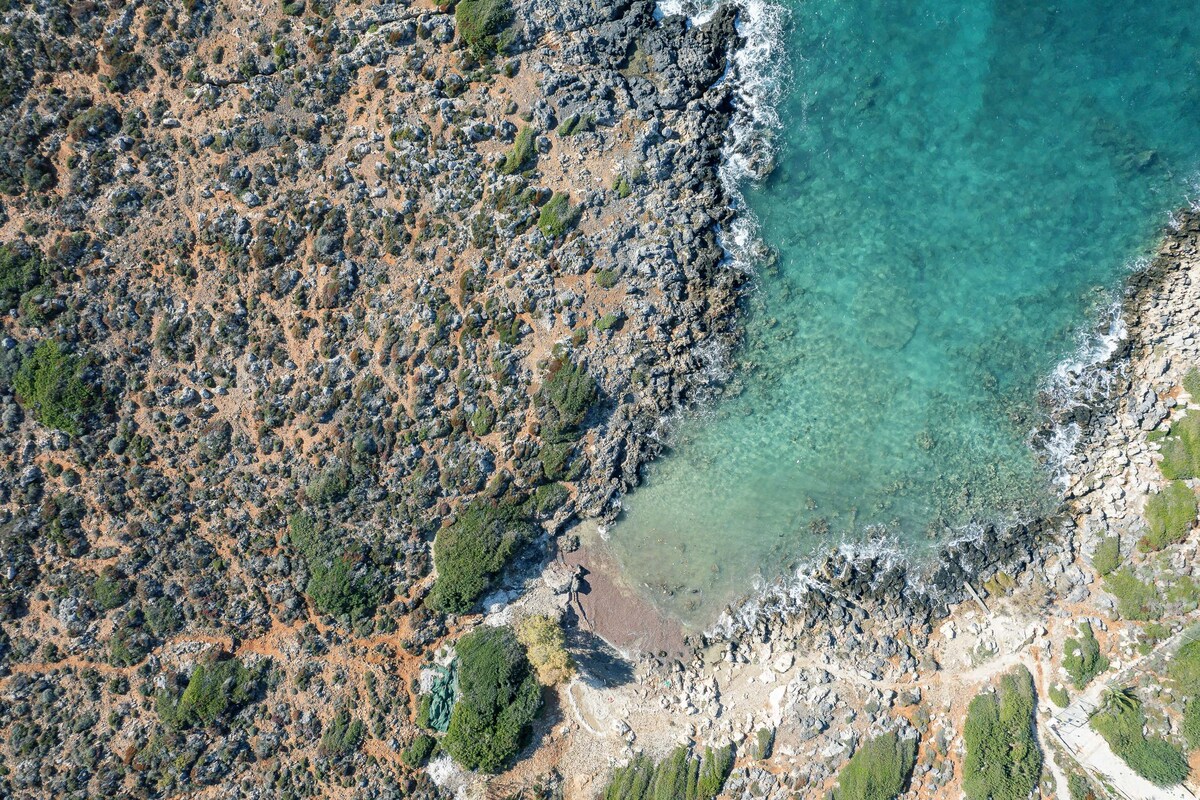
[610, 0, 1200, 626]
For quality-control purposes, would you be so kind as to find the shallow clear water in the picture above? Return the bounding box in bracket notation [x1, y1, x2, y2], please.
[610, 0, 1200, 626]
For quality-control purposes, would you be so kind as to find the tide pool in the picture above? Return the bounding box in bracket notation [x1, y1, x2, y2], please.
[610, 0, 1200, 626]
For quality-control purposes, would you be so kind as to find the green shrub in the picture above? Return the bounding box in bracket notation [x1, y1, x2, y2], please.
[595, 268, 619, 288]
[596, 312, 623, 332]
[557, 113, 594, 136]
[1067, 773, 1096, 800]
[1184, 367, 1200, 399]
[601, 745, 734, 800]
[0, 242, 45, 310]
[402, 733, 436, 768]
[527, 482, 568, 516]
[431, 500, 532, 614]
[1091, 535, 1121, 575]
[1159, 413, 1200, 479]
[288, 513, 383, 621]
[320, 709, 365, 756]
[962, 666, 1042, 800]
[443, 625, 541, 772]
[469, 398, 496, 435]
[612, 176, 632, 199]
[751, 727, 775, 760]
[1091, 690, 1188, 786]
[537, 356, 598, 442]
[833, 731, 916, 800]
[158, 658, 262, 729]
[1169, 639, 1200, 747]
[1104, 568, 1161, 620]
[14, 340, 95, 435]
[499, 126, 534, 175]
[455, 0, 512, 56]
[1048, 684, 1070, 708]
[1063, 621, 1108, 689]
[537, 193, 580, 239]
[92, 567, 132, 611]
[1142, 481, 1197, 551]
[305, 463, 350, 504]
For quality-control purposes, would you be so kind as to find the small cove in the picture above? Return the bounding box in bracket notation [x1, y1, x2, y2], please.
[611, 0, 1200, 627]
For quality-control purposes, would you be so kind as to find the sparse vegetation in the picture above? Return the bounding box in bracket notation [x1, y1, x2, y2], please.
[1104, 567, 1161, 620]
[962, 666, 1042, 800]
[443, 625, 541, 773]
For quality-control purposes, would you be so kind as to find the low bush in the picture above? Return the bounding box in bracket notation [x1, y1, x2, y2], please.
[1090, 690, 1188, 786]
[1063, 621, 1108, 689]
[287, 513, 384, 622]
[320, 709, 365, 757]
[14, 340, 95, 435]
[402, 733, 436, 768]
[1142, 481, 1197, 551]
[430, 500, 532, 614]
[158, 657, 262, 729]
[443, 625, 541, 772]
[833, 731, 916, 800]
[1169, 639, 1200, 747]
[1048, 684, 1070, 708]
[517, 615, 574, 685]
[537, 355, 598, 442]
[1184, 367, 1200, 399]
[537, 193, 580, 240]
[1091, 535, 1121, 575]
[1159, 413, 1200, 479]
[0, 241, 45, 310]
[602, 744, 734, 800]
[962, 666, 1042, 800]
[455, 0, 512, 56]
[499, 126, 534, 175]
[1104, 568, 1161, 620]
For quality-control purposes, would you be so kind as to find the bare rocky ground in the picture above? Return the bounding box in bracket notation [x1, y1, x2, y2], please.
[0, 0, 746, 797]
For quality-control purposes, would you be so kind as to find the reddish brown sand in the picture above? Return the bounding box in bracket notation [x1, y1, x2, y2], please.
[560, 527, 688, 658]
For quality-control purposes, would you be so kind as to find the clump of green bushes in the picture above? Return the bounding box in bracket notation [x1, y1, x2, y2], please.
[537, 355, 598, 442]
[430, 500, 532, 614]
[320, 709, 365, 757]
[288, 512, 384, 622]
[1169, 638, 1200, 748]
[1104, 567, 1160, 620]
[1090, 688, 1188, 786]
[1063, 621, 1108, 689]
[962, 666, 1042, 800]
[0, 241, 45, 310]
[602, 744, 734, 800]
[537, 193, 580, 239]
[1141, 480, 1197, 551]
[455, 0, 512, 56]
[403, 733, 436, 768]
[1159, 413, 1200, 479]
[833, 730, 916, 800]
[443, 625, 541, 772]
[158, 657, 263, 729]
[14, 340, 95, 435]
